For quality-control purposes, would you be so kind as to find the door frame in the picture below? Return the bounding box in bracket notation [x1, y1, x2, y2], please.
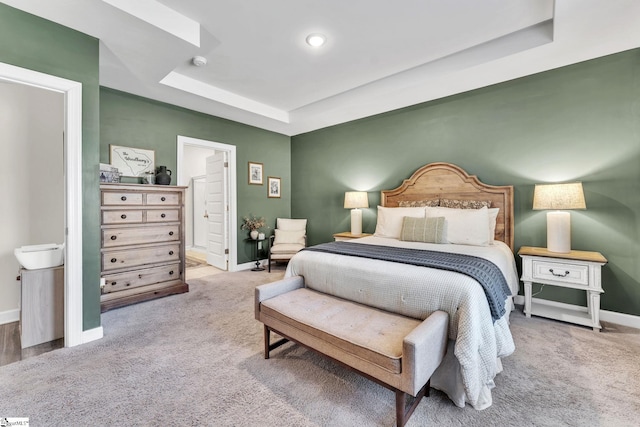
[176, 136, 237, 271]
[0, 62, 85, 347]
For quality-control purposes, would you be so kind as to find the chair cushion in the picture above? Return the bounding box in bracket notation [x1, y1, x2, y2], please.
[277, 218, 307, 231]
[274, 229, 305, 245]
[270, 243, 304, 254]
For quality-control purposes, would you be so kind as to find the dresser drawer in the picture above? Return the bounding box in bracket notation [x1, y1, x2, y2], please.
[103, 192, 143, 206]
[532, 260, 589, 286]
[102, 244, 181, 271]
[102, 210, 143, 225]
[101, 263, 180, 294]
[103, 225, 179, 248]
[146, 192, 180, 205]
[146, 209, 179, 222]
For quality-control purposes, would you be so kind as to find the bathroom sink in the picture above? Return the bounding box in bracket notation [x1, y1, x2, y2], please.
[14, 243, 65, 270]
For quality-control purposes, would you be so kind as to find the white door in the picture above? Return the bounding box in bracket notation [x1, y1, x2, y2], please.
[205, 152, 228, 270]
[192, 177, 207, 248]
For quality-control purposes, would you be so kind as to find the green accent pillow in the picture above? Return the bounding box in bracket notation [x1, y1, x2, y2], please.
[400, 216, 446, 243]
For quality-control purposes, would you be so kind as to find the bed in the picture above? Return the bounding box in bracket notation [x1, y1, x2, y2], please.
[285, 162, 518, 410]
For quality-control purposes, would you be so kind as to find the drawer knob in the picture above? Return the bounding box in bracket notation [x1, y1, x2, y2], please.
[161, 197, 166, 202]
[111, 282, 116, 286]
[549, 268, 570, 278]
[121, 214, 127, 219]
[110, 258, 117, 263]
[121, 196, 127, 201]
[110, 235, 117, 240]
[161, 213, 166, 218]
[169, 251, 174, 256]
[139, 274, 143, 279]
[169, 270, 174, 275]
[169, 231, 174, 236]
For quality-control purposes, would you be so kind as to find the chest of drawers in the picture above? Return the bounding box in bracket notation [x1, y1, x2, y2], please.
[100, 183, 189, 311]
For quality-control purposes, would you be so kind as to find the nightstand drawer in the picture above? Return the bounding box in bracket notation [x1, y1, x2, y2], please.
[532, 260, 589, 286]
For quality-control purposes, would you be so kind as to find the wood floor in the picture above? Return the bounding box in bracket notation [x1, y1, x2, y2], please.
[0, 321, 63, 367]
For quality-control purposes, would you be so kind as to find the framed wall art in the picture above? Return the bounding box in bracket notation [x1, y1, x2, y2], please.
[109, 145, 155, 177]
[268, 176, 281, 198]
[248, 162, 263, 185]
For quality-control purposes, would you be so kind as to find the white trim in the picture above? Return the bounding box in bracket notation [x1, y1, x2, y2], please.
[0, 62, 84, 348]
[513, 295, 640, 330]
[82, 326, 104, 344]
[0, 309, 20, 325]
[176, 136, 238, 271]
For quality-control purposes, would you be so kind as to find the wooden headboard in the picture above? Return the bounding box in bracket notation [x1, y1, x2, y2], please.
[381, 162, 514, 251]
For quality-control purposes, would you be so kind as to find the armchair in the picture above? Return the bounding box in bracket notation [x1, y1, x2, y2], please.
[268, 218, 307, 272]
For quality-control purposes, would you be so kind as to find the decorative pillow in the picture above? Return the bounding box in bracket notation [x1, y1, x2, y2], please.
[425, 206, 491, 246]
[276, 218, 307, 231]
[440, 199, 491, 209]
[400, 216, 446, 243]
[373, 206, 426, 239]
[273, 229, 305, 246]
[398, 199, 440, 208]
[487, 208, 499, 242]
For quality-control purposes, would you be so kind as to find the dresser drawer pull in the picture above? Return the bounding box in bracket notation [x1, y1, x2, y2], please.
[161, 197, 166, 202]
[161, 213, 166, 218]
[169, 251, 174, 256]
[111, 258, 117, 263]
[121, 196, 127, 201]
[169, 271, 174, 275]
[138, 274, 143, 279]
[169, 231, 174, 236]
[110, 235, 117, 240]
[121, 214, 127, 219]
[549, 268, 570, 278]
[111, 281, 117, 286]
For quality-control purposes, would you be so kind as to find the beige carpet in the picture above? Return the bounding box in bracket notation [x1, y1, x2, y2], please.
[1, 268, 639, 426]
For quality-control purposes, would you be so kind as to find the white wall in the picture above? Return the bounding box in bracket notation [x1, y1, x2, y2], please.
[182, 145, 216, 248]
[0, 82, 64, 318]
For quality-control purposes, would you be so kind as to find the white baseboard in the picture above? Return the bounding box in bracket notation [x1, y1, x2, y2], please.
[0, 308, 20, 325]
[81, 326, 103, 344]
[513, 295, 640, 329]
[236, 258, 268, 271]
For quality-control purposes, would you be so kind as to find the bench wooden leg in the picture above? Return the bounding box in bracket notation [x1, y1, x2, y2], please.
[395, 380, 429, 427]
[263, 325, 289, 359]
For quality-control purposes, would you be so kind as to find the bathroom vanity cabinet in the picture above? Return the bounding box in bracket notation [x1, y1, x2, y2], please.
[100, 183, 188, 312]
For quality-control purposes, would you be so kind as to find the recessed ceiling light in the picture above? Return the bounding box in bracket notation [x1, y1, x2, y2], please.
[305, 33, 326, 47]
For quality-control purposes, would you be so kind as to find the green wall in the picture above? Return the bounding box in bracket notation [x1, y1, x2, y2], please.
[291, 49, 640, 317]
[100, 88, 291, 264]
[0, 4, 102, 330]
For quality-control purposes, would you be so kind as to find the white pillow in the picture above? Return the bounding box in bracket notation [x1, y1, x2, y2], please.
[277, 218, 307, 231]
[273, 229, 305, 245]
[488, 208, 499, 242]
[425, 206, 491, 246]
[374, 206, 426, 239]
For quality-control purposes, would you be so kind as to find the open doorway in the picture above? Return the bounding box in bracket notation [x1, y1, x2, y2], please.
[0, 62, 88, 351]
[177, 135, 238, 272]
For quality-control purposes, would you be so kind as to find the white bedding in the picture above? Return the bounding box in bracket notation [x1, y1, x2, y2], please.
[285, 236, 518, 409]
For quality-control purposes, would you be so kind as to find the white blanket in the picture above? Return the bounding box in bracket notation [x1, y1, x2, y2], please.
[285, 236, 518, 409]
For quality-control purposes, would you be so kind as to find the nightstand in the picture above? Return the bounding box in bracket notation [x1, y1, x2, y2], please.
[518, 246, 607, 331]
[333, 232, 372, 241]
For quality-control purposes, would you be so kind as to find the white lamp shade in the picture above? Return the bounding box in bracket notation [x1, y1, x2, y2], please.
[344, 191, 369, 209]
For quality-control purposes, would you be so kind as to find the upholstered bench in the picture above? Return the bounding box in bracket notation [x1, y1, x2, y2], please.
[255, 276, 449, 427]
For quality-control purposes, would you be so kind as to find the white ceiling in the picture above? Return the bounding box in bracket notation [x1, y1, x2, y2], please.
[4, 0, 640, 136]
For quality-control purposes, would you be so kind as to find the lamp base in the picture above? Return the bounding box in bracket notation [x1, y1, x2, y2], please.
[546, 211, 571, 253]
[350, 208, 363, 236]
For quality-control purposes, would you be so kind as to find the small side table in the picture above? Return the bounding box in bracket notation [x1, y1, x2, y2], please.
[246, 238, 266, 271]
[518, 246, 607, 331]
[333, 232, 372, 241]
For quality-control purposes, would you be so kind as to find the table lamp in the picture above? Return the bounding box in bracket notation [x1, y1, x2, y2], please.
[532, 182, 586, 253]
[344, 191, 369, 236]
